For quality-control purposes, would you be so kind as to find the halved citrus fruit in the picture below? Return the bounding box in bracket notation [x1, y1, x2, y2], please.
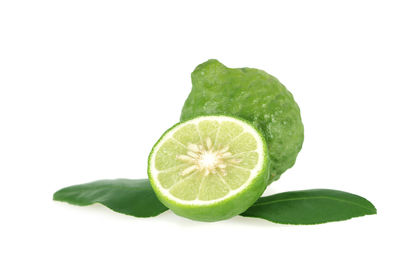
[148, 115, 269, 221]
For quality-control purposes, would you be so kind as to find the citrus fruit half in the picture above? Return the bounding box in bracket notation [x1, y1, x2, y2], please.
[148, 115, 269, 222]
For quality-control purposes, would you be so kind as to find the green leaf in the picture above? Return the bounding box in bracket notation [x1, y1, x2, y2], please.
[53, 179, 168, 217]
[54, 182, 376, 224]
[241, 189, 377, 225]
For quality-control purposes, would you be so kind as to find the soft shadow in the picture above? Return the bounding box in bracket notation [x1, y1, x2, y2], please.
[155, 209, 291, 228]
[229, 215, 289, 228]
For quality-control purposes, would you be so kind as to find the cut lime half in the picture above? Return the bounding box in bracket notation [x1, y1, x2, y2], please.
[148, 115, 269, 222]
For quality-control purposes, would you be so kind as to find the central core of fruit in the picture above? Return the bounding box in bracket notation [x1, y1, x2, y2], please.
[199, 152, 218, 169]
[177, 137, 240, 177]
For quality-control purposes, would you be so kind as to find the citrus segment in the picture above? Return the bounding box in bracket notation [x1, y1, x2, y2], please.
[222, 165, 250, 190]
[229, 132, 257, 154]
[198, 173, 230, 201]
[214, 121, 244, 147]
[232, 151, 259, 169]
[172, 123, 201, 146]
[198, 120, 219, 145]
[154, 139, 187, 170]
[169, 171, 203, 201]
[157, 164, 189, 189]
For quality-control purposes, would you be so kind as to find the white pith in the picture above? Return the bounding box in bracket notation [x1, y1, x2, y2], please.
[149, 116, 265, 206]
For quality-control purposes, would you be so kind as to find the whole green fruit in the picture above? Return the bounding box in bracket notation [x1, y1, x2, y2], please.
[180, 59, 304, 183]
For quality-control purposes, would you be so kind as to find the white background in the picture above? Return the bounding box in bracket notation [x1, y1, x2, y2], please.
[1, 1, 399, 266]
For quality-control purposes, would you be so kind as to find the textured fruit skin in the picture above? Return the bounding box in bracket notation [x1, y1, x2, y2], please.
[181, 60, 304, 183]
[148, 115, 270, 222]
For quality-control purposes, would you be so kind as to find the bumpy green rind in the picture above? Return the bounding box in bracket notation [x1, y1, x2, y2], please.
[180, 59, 304, 183]
[147, 115, 270, 222]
